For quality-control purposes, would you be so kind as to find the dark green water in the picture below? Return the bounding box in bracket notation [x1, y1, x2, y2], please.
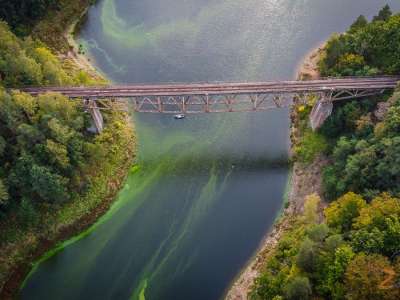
[21, 1, 400, 300]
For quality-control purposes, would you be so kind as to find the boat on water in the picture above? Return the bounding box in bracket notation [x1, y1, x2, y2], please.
[174, 114, 185, 119]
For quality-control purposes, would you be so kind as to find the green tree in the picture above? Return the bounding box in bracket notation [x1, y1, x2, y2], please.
[336, 53, 366, 76]
[0, 178, 9, 206]
[351, 194, 400, 256]
[350, 15, 368, 32]
[17, 198, 38, 227]
[307, 223, 329, 243]
[30, 162, 69, 203]
[252, 270, 288, 300]
[319, 34, 348, 73]
[0, 135, 6, 157]
[351, 227, 385, 254]
[326, 245, 355, 300]
[296, 238, 318, 273]
[325, 234, 344, 252]
[373, 5, 392, 22]
[16, 123, 44, 148]
[284, 276, 312, 300]
[46, 139, 70, 170]
[303, 194, 321, 224]
[28, 46, 72, 85]
[325, 192, 366, 233]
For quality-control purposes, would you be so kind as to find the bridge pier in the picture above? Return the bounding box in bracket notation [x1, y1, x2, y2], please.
[84, 99, 104, 134]
[309, 98, 333, 131]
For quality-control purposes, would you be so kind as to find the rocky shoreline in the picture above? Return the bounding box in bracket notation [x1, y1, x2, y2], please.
[225, 43, 326, 300]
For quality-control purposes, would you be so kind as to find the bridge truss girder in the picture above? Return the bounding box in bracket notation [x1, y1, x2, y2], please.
[83, 87, 389, 133]
[126, 88, 387, 114]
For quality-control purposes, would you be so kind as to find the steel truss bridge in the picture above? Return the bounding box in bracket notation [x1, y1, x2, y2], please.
[21, 76, 399, 132]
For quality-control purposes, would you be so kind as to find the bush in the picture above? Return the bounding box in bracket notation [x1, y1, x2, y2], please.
[295, 130, 327, 163]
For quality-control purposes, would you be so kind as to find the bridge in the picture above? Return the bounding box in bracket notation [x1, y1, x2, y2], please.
[20, 76, 399, 133]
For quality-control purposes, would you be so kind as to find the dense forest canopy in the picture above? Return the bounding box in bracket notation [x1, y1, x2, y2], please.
[252, 193, 400, 300]
[319, 6, 400, 76]
[0, 0, 56, 35]
[253, 6, 400, 300]
[321, 91, 400, 201]
[0, 6, 135, 291]
[318, 7, 400, 201]
[0, 21, 132, 233]
[0, 21, 71, 86]
[0, 21, 96, 87]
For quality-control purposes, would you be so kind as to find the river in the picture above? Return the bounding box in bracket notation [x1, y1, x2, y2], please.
[21, 1, 400, 299]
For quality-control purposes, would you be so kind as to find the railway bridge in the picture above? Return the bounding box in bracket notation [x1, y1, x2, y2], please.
[20, 76, 399, 133]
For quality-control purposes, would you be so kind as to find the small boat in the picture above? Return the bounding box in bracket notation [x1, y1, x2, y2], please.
[174, 114, 185, 119]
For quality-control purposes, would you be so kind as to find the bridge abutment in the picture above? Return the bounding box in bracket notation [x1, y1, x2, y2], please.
[84, 99, 104, 134]
[309, 98, 333, 131]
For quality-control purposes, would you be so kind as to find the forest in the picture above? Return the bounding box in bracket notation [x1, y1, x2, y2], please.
[252, 6, 400, 300]
[0, 9, 135, 292]
[0, 0, 55, 34]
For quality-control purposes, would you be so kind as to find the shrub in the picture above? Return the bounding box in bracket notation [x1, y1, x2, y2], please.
[295, 130, 327, 163]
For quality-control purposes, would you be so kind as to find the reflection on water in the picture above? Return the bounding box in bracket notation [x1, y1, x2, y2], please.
[21, 0, 400, 299]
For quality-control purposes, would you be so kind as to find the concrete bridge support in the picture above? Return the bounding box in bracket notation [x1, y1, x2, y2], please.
[84, 99, 104, 133]
[309, 99, 333, 131]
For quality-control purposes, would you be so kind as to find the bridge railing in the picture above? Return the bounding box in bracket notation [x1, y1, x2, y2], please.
[14, 75, 400, 90]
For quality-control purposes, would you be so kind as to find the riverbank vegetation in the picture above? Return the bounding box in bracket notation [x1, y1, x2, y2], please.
[0, 21, 97, 87]
[0, 0, 96, 52]
[252, 6, 400, 300]
[319, 5, 399, 77]
[0, 0, 56, 35]
[251, 192, 400, 300]
[0, 6, 135, 297]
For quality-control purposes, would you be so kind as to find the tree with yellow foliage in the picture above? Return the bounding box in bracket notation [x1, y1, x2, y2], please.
[345, 253, 399, 300]
[324, 192, 366, 233]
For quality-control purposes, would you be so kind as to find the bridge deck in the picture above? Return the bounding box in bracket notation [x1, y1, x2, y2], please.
[17, 76, 399, 133]
[20, 76, 399, 98]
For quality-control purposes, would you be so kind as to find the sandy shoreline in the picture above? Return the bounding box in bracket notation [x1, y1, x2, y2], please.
[224, 43, 325, 300]
[62, 8, 106, 83]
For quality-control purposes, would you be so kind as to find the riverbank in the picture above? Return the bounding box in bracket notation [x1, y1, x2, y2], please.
[0, 1, 136, 298]
[225, 43, 327, 300]
[62, 7, 107, 83]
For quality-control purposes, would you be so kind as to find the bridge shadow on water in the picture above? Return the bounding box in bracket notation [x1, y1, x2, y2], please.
[139, 153, 289, 176]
